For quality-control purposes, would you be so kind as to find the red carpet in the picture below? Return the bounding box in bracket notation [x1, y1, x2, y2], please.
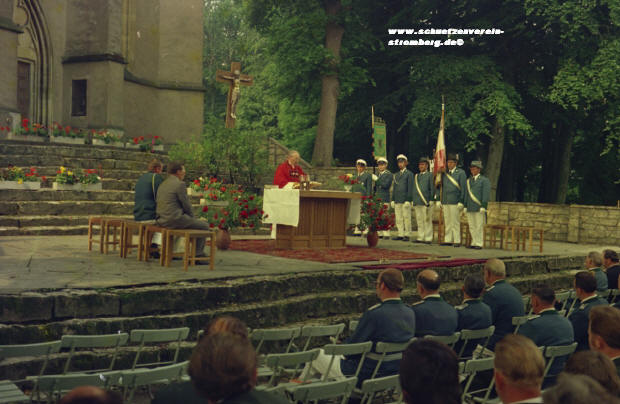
[360, 258, 487, 271]
[228, 239, 432, 263]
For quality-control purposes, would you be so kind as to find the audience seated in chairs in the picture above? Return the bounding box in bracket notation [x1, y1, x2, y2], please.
[493, 334, 544, 404]
[399, 339, 460, 404]
[588, 306, 620, 377]
[151, 316, 249, 404]
[454, 274, 492, 358]
[188, 333, 288, 404]
[568, 271, 609, 351]
[563, 350, 620, 396]
[603, 249, 620, 293]
[59, 386, 122, 404]
[410, 269, 458, 337]
[543, 373, 620, 404]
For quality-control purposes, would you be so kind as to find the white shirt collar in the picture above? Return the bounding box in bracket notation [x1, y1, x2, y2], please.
[423, 294, 441, 299]
[473, 174, 480, 180]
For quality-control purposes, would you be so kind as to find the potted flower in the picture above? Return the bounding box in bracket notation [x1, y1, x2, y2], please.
[356, 194, 396, 247]
[127, 135, 164, 152]
[0, 166, 43, 190]
[51, 123, 87, 145]
[79, 168, 102, 191]
[53, 166, 79, 190]
[198, 184, 267, 250]
[9, 118, 48, 142]
[92, 130, 123, 147]
[338, 174, 359, 192]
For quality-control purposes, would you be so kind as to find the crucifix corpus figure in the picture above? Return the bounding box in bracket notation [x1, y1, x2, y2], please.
[215, 62, 253, 128]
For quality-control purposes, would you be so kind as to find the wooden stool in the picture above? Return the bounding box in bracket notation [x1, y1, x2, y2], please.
[164, 229, 216, 271]
[512, 226, 545, 253]
[120, 220, 145, 260]
[88, 217, 105, 253]
[460, 222, 471, 247]
[103, 219, 122, 254]
[484, 224, 508, 249]
[143, 225, 167, 265]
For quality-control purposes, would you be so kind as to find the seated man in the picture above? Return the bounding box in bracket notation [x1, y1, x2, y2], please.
[543, 373, 620, 404]
[399, 339, 461, 404]
[411, 269, 458, 336]
[588, 306, 620, 377]
[564, 351, 620, 396]
[518, 285, 574, 387]
[302, 268, 415, 384]
[494, 334, 545, 404]
[454, 274, 493, 358]
[568, 271, 608, 351]
[585, 251, 608, 292]
[188, 333, 289, 404]
[603, 249, 620, 292]
[156, 162, 211, 260]
[482, 258, 525, 350]
[134, 158, 164, 222]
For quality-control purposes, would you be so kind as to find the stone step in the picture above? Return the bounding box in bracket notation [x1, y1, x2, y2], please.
[0, 200, 205, 216]
[0, 215, 134, 228]
[0, 189, 134, 202]
[2, 155, 153, 171]
[30, 167, 145, 180]
[0, 141, 168, 162]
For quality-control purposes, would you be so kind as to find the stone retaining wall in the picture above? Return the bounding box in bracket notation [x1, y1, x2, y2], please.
[487, 202, 620, 245]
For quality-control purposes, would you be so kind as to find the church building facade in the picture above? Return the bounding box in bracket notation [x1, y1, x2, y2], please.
[0, 0, 204, 144]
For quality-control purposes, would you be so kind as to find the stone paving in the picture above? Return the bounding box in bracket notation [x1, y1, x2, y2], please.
[0, 234, 616, 293]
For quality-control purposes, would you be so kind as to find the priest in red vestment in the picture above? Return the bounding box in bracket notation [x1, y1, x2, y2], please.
[273, 150, 306, 188]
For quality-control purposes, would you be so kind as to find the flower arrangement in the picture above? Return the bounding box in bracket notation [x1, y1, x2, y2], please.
[50, 123, 86, 139]
[198, 179, 267, 230]
[191, 177, 229, 201]
[132, 134, 163, 152]
[1, 166, 44, 183]
[338, 173, 359, 185]
[80, 169, 101, 184]
[357, 194, 396, 232]
[17, 118, 48, 137]
[92, 130, 122, 144]
[54, 166, 79, 185]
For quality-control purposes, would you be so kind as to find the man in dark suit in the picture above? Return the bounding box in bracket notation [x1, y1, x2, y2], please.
[134, 159, 164, 222]
[588, 306, 620, 377]
[604, 249, 620, 292]
[568, 271, 609, 351]
[464, 160, 490, 249]
[455, 274, 493, 358]
[156, 162, 211, 259]
[518, 286, 574, 387]
[411, 269, 458, 336]
[482, 258, 525, 350]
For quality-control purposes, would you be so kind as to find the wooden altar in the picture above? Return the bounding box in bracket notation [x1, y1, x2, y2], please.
[275, 190, 361, 249]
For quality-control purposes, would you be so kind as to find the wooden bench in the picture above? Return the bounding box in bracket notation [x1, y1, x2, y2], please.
[120, 220, 146, 260]
[510, 226, 544, 253]
[484, 224, 509, 249]
[163, 229, 216, 271]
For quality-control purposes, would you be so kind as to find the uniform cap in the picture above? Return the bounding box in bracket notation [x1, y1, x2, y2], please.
[376, 157, 388, 164]
[396, 154, 408, 161]
[447, 153, 458, 161]
[356, 159, 367, 166]
[470, 160, 483, 169]
[419, 157, 429, 164]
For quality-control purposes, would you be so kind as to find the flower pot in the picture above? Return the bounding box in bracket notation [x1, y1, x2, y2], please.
[152, 144, 164, 151]
[0, 181, 41, 190]
[187, 188, 203, 196]
[51, 136, 86, 145]
[366, 231, 379, 248]
[92, 139, 124, 148]
[7, 133, 46, 142]
[216, 228, 232, 250]
[344, 185, 352, 192]
[125, 143, 140, 150]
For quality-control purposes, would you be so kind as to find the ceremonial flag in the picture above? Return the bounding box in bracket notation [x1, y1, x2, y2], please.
[433, 100, 446, 187]
[372, 106, 387, 161]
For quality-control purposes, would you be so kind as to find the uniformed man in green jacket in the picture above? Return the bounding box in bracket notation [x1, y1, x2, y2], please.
[464, 160, 490, 249]
[352, 159, 372, 196]
[437, 153, 466, 247]
[374, 157, 393, 239]
[568, 271, 609, 351]
[392, 154, 414, 241]
[412, 157, 434, 244]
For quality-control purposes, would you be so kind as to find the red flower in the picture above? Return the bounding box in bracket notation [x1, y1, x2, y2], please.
[139, 136, 145, 141]
[154, 135, 160, 139]
[65, 126, 70, 134]
[22, 118, 28, 125]
[249, 195, 255, 201]
[214, 213, 218, 219]
[210, 178, 217, 183]
[209, 223, 214, 228]
[220, 186, 226, 192]
[133, 137, 139, 144]
[249, 223, 255, 228]
[41, 176, 46, 181]
[202, 206, 208, 212]
[194, 179, 200, 185]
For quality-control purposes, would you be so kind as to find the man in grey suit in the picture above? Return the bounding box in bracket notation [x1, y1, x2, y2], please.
[464, 160, 490, 249]
[156, 162, 211, 259]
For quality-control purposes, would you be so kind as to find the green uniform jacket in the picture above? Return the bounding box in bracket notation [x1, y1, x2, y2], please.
[133, 172, 164, 221]
[482, 279, 525, 350]
[464, 174, 491, 212]
[392, 169, 413, 203]
[568, 295, 609, 351]
[353, 171, 373, 196]
[374, 170, 392, 204]
[590, 267, 608, 291]
[412, 171, 433, 206]
[440, 168, 467, 205]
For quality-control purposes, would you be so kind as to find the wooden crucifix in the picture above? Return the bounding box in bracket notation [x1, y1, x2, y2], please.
[215, 62, 253, 128]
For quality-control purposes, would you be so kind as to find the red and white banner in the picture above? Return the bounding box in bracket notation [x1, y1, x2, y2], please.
[433, 102, 446, 185]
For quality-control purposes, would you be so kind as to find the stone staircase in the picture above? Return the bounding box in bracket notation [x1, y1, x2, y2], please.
[0, 140, 177, 236]
[0, 255, 583, 379]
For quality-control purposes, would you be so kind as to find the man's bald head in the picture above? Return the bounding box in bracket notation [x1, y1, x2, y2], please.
[59, 386, 121, 404]
[417, 269, 440, 292]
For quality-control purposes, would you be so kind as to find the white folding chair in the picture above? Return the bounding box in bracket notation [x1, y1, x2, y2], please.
[461, 357, 495, 404]
[424, 332, 461, 348]
[61, 334, 129, 373]
[119, 361, 187, 402]
[299, 323, 345, 351]
[322, 341, 373, 381]
[289, 377, 357, 404]
[264, 348, 320, 386]
[360, 374, 402, 404]
[457, 326, 495, 360]
[130, 327, 189, 369]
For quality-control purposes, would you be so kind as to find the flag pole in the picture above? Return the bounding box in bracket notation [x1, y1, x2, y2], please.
[438, 96, 445, 244]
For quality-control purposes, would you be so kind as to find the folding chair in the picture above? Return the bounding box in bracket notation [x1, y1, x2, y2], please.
[369, 340, 412, 379]
[542, 343, 578, 380]
[424, 332, 461, 348]
[554, 290, 571, 311]
[299, 323, 345, 351]
[289, 377, 358, 404]
[564, 290, 578, 316]
[511, 315, 531, 334]
[597, 290, 611, 300]
[251, 327, 302, 355]
[349, 320, 359, 333]
[0, 380, 29, 404]
[264, 349, 320, 386]
[522, 295, 532, 315]
[119, 361, 188, 402]
[130, 327, 190, 369]
[0, 340, 62, 377]
[32, 371, 121, 404]
[456, 326, 495, 360]
[322, 341, 373, 381]
[360, 374, 402, 404]
[461, 357, 495, 404]
[61, 333, 129, 373]
[608, 289, 620, 304]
